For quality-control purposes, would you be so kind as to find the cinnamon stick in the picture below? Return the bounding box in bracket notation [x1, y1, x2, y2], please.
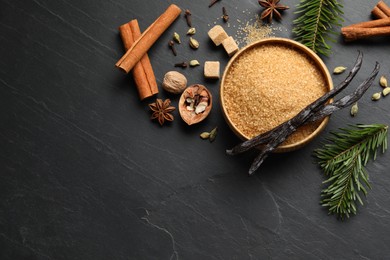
[129, 20, 158, 96]
[372, 1, 390, 18]
[119, 21, 157, 100]
[372, 6, 388, 19]
[341, 26, 390, 41]
[116, 4, 182, 73]
[344, 17, 390, 28]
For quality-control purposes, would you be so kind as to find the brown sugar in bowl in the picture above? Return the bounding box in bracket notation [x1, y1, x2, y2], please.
[220, 38, 333, 152]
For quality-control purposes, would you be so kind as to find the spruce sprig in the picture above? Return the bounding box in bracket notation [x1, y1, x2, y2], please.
[314, 124, 388, 219]
[293, 0, 344, 56]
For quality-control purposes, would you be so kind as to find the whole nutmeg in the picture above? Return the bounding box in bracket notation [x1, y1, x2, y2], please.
[162, 71, 187, 94]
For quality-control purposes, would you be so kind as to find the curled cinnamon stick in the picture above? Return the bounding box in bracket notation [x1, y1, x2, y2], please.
[341, 26, 390, 41]
[129, 20, 158, 96]
[345, 17, 390, 28]
[116, 4, 182, 73]
[372, 6, 388, 19]
[372, 1, 390, 18]
[119, 20, 158, 100]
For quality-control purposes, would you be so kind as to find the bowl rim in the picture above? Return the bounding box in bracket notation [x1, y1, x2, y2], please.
[220, 37, 333, 152]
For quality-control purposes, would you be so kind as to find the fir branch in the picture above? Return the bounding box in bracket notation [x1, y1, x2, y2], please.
[314, 124, 388, 219]
[293, 0, 344, 56]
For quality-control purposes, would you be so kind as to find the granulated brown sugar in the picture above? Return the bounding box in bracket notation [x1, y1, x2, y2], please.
[235, 15, 274, 46]
[222, 42, 328, 145]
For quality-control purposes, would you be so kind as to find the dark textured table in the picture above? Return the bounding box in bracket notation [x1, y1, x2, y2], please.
[1, 0, 390, 259]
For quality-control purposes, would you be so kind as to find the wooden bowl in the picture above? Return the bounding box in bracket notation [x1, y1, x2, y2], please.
[220, 38, 333, 152]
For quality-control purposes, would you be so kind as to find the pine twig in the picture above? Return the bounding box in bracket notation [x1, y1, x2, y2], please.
[314, 124, 388, 219]
[293, 0, 344, 56]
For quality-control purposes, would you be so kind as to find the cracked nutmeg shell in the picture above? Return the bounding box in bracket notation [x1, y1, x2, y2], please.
[179, 84, 212, 125]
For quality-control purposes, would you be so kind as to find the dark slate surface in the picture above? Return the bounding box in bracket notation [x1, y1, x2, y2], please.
[1, 0, 390, 259]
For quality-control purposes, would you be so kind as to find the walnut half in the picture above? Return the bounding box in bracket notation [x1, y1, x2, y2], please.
[179, 84, 212, 125]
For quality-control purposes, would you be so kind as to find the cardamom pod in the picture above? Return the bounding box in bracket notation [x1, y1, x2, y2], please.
[372, 92, 381, 101]
[189, 37, 199, 49]
[200, 132, 210, 139]
[350, 102, 358, 117]
[173, 32, 181, 44]
[383, 87, 390, 97]
[187, 27, 196, 35]
[333, 66, 347, 74]
[380, 75, 388, 88]
[189, 60, 200, 67]
[209, 127, 218, 142]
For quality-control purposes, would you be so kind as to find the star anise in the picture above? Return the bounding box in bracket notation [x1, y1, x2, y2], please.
[258, 0, 289, 23]
[149, 98, 175, 126]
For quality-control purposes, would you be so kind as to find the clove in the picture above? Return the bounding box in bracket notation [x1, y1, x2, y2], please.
[209, 0, 221, 8]
[174, 62, 188, 68]
[168, 40, 177, 56]
[222, 7, 229, 22]
[184, 9, 192, 27]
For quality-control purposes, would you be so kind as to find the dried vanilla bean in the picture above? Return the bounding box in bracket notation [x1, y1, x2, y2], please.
[307, 62, 380, 123]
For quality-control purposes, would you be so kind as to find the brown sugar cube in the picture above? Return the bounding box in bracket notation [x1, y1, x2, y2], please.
[208, 25, 229, 46]
[204, 61, 220, 79]
[222, 36, 239, 57]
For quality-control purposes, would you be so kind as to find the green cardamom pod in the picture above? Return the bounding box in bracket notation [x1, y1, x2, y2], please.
[200, 132, 210, 139]
[173, 32, 181, 44]
[333, 66, 347, 74]
[372, 92, 381, 101]
[189, 37, 199, 49]
[189, 60, 200, 67]
[380, 75, 388, 88]
[209, 127, 218, 142]
[383, 87, 390, 97]
[350, 102, 358, 117]
[187, 27, 196, 35]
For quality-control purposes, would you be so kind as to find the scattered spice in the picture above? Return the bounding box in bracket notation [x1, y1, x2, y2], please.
[209, 127, 218, 142]
[187, 28, 196, 35]
[209, 0, 221, 8]
[350, 102, 358, 117]
[168, 40, 177, 56]
[372, 92, 381, 101]
[200, 132, 211, 139]
[383, 87, 390, 96]
[184, 9, 192, 27]
[174, 62, 188, 68]
[149, 99, 175, 126]
[333, 66, 347, 74]
[380, 75, 388, 87]
[258, 0, 289, 23]
[189, 37, 200, 49]
[222, 7, 229, 22]
[189, 60, 200, 67]
[200, 127, 218, 142]
[173, 32, 181, 44]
